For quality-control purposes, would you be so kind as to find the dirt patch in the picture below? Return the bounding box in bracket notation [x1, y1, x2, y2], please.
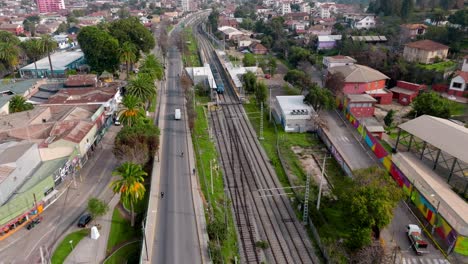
[291, 146, 331, 195]
[374, 103, 412, 124]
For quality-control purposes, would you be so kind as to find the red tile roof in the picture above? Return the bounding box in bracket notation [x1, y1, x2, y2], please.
[405, 40, 449, 51]
[46, 87, 116, 104]
[401, 24, 428, 30]
[455, 71, 468, 82]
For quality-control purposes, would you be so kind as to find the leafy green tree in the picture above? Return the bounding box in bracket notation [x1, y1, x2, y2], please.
[411, 92, 452, 119]
[400, 0, 414, 20]
[431, 8, 447, 26]
[303, 84, 335, 113]
[384, 110, 395, 127]
[87, 197, 109, 224]
[118, 41, 137, 79]
[267, 56, 277, 76]
[109, 17, 155, 55]
[242, 71, 257, 93]
[0, 31, 20, 45]
[38, 35, 58, 77]
[9, 95, 33, 113]
[55, 22, 68, 34]
[448, 9, 467, 27]
[255, 81, 268, 105]
[325, 72, 345, 96]
[118, 95, 146, 127]
[242, 53, 256, 67]
[284, 69, 312, 93]
[139, 54, 164, 81]
[288, 46, 312, 67]
[344, 166, 403, 249]
[114, 122, 160, 159]
[0, 42, 20, 71]
[111, 162, 147, 226]
[126, 74, 156, 104]
[20, 39, 45, 78]
[239, 18, 254, 30]
[208, 9, 219, 32]
[77, 26, 120, 73]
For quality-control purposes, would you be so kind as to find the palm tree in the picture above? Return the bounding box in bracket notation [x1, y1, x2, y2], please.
[20, 39, 45, 78]
[118, 41, 137, 79]
[0, 42, 20, 72]
[118, 95, 146, 126]
[139, 54, 164, 81]
[126, 74, 156, 105]
[39, 35, 58, 78]
[9, 95, 33, 113]
[111, 162, 147, 226]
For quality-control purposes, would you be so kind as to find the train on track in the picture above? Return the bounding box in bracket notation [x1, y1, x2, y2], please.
[211, 60, 224, 94]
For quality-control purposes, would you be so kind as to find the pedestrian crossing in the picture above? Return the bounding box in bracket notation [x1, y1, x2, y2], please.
[337, 135, 351, 143]
[401, 257, 451, 264]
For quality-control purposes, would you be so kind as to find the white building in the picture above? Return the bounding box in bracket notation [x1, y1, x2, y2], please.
[462, 56, 468, 72]
[280, 3, 291, 15]
[449, 71, 468, 96]
[322, 55, 356, 69]
[319, 7, 331, 18]
[351, 15, 376, 29]
[300, 3, 310, 13]
[185, 64, 217, 90]
[273, 95, 317, 133]
[180, 0, 190, 12]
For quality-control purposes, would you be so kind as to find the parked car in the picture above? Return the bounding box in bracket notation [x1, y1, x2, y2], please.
[26, 217, 43, 230]
[77, 214, 92, 228]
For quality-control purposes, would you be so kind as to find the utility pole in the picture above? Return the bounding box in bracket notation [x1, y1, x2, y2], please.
[269, 87, 272, 122]
[303, 170, 311, 225]
[316, 155, 328, 210]
[259, 102, 264, 140]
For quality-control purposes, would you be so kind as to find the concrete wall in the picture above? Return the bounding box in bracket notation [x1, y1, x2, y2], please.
[39, 146, 74, 161]
[0, 143, 41, 205]
[78, 124, 98, 155]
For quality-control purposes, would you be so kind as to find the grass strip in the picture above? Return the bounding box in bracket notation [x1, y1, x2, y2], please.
[106, 208, 139, 254]
[51, 229, 88, 264]
[192, 96, 239, 262]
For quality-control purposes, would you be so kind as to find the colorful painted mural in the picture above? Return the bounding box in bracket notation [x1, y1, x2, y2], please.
[339, 105, 467, 256]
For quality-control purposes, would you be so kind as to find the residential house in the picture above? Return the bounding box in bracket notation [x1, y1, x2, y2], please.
[318, 3, 336, 18]
[35, 22, 61, 35]
[400, 24, 427, 40]
[390, 81, 426, 106]
[322, 55, 356, 69]
[462, 55, 468, 72]
[346, 14, 376, 29]
[307, 25, 331, 36]
[449, 71, 468, 97]
[328, 64, 391, 104]
[0, 79, 42, 115]
[219, 17, 239, 28]
[285, 12, 310, 22]
[317, 35, 341, 50]
[249, 42, 268, 55]
[0, 24, 24, 35]
[403, 40, 449, 64]
[218, 26, 245, 40]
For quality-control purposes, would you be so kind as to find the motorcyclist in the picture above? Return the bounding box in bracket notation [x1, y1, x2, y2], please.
[161, 192, 164, 198]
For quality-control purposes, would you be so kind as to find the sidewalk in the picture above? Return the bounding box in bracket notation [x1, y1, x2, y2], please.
[64, 194, 120, 264]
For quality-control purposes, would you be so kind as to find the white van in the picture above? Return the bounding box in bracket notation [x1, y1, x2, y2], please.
[175, 109, 181, 120]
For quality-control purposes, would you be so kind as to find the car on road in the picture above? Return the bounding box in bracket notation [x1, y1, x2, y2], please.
[77, 214, 92, 228]
[175, 109, 181, 120]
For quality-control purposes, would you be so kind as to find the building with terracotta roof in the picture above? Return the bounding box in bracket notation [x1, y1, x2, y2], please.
[389, 80, 426, 106]
[403, 40, 449, 64]
[249, 42, 268, 55]
[400, 24, 427, 40]
[0, 24, 24, 35]
[449, 71, 468, 97]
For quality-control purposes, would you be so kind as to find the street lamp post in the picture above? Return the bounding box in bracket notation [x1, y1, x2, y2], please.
[316, 155, 328, 210]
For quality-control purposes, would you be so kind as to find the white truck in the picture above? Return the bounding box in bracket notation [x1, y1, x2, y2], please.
[175, 109, 181, 120]
[406, 224, 429, 255]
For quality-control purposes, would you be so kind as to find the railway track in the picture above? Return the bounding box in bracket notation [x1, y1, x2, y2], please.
[194, 22, 319, 264]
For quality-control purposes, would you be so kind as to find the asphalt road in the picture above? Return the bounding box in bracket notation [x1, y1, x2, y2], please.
[0, 126, 118, 264]
[321, 110, 378, 170]
[388, 202, 450, 264]
[152, 44, 201, 263]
